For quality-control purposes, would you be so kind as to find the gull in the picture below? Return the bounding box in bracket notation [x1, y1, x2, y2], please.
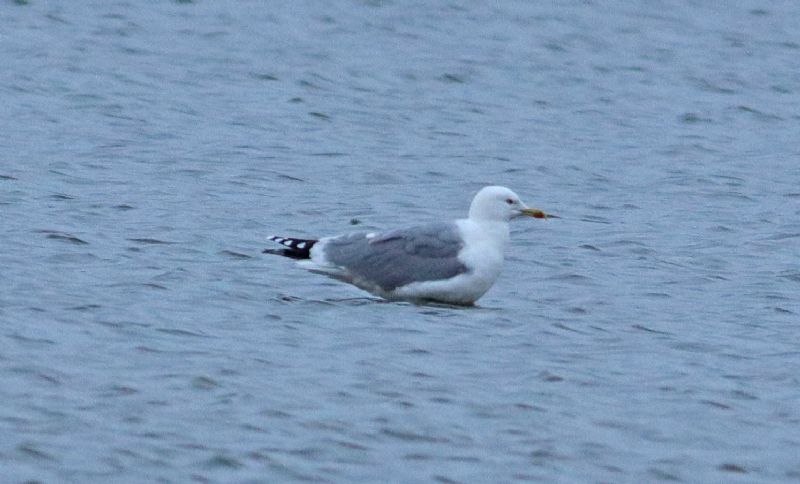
[263, 186, 554, 305]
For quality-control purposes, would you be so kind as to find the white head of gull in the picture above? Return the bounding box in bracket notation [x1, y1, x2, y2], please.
[468, 185, 547, 222]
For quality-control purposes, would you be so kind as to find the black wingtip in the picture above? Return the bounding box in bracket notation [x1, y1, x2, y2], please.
[263, 236, 318, 260]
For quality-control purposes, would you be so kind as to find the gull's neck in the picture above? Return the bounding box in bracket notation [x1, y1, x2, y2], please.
[467, 215, 509, 227]
[461, 216, 511, 247]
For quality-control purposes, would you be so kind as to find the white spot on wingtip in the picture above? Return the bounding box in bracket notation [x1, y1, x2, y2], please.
[297, 242, 307, 249]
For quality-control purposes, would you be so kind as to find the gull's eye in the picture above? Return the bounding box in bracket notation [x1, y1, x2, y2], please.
[505, 198, 514, 205]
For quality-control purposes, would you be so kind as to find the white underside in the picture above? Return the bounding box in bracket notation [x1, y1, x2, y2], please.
[301, 218, 509, 305]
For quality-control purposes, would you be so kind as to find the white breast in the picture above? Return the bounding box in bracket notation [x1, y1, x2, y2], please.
[456, 218, 509, 283]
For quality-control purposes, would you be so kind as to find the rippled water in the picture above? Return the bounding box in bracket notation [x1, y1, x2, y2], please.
[2, 1, 799, 482]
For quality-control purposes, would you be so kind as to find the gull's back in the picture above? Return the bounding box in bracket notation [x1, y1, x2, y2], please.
[313, 222, 468, 293]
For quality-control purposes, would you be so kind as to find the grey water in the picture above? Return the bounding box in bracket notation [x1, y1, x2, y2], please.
[2, 1, 799, 482]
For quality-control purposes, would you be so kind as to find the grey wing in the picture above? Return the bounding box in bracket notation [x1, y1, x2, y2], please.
[321, 222, 468, 291]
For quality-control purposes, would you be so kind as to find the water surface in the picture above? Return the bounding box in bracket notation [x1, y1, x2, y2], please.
[2, 1, 799, 482]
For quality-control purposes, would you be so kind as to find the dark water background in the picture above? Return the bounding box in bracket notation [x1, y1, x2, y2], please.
[2, 1, 799, 482]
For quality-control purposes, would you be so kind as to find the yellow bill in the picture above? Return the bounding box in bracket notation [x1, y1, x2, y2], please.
[520, 207, 557, 219]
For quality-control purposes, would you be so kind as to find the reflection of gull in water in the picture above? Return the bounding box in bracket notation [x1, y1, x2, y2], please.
[263, 186, 555, 305]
